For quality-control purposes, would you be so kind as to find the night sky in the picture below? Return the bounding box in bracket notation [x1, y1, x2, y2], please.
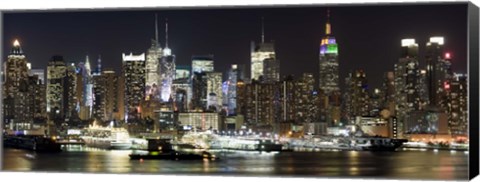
[2, 3, 468, 91]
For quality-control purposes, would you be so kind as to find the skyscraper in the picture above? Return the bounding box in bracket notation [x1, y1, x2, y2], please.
[294, 73, 316, 123]
[192, 55, 214, 74]
[3, 40, 31, 129]
[122, 53, 146, 121]
[172, 65, 191, 112]
[145, 14, 163, 101]
[394, 39, 421, 137]
[445, 73, 467, 135]
[263, 58, 280, 83]
[191, 72, 208, 111]
[426, 37, 449, 108]
[344, 69, 370, 118]
[226, 64, 246, 115]
[64, 62, 77, 120]
[206, 72, 223, 111]
[46, 55, 67, 121]
[251, 17, 276, 82]
[159, 19, 176, 102]
[318, 10, 339, 95]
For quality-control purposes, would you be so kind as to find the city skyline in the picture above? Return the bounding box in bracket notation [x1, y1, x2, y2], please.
[2, 3, 467, 91]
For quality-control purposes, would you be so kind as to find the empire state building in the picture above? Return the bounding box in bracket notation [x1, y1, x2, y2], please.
[318, 10, 340, 95]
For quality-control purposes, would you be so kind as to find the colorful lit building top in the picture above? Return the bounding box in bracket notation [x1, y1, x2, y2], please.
[319, 10, 338, 55]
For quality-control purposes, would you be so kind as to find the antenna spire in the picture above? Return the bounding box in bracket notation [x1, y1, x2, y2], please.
[325, 9, 331, 35]
[155, 13, 159, 43]
[261, 17, 265, 43]
[165, 18, 169, 48]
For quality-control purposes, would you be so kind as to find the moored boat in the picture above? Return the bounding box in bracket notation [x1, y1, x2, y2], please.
[80, 121, 132, 150]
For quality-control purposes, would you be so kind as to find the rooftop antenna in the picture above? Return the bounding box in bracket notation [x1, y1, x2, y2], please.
[326, 8, 331, 35]
[155, 13, 159, 43]
[165, 18, 169, 48]
[261, 17, 265, 43]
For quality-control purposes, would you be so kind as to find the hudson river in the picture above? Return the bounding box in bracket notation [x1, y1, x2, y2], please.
[2, 147, 468, 180]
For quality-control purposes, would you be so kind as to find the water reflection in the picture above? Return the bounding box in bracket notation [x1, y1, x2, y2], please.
[2, 148, 468, 180]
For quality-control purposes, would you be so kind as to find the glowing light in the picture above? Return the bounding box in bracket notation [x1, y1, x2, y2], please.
[163, 48, 172, 56]
[445, 52, 451, 59]
[429, 37, 444, 45]
[13, 39, 20, 47]
[401, 39, 416, 47]
[444, 82, 450, 90]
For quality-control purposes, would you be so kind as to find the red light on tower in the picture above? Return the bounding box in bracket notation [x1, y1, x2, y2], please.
[445, 52, 451, 59]
[444, 81, 450, 90]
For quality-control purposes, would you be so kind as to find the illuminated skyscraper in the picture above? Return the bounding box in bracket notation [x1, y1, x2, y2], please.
[92, 68, 120, 121]
[3, 40, 31, 129]
[159, 19, 176, 102]
[394, 39, 421, 137]
[344, 70, 370, 118]
[92, 70, 105, 121]
[318, 10, 339, 95]
[77, 55, 95, 120]
[64, 62, 77, 119]
[251, 17, 276, 82]
[145, 14, 163, 101]
[46, 55, 67, 121]
[192, 55, 214, 74]
[243, 80, 276, 128]
[445, 73, 467, 135]
[426, 37, 450, 107]
[191, 72, 207, 110]
[263, 58, 280, 83]
[206, 72, 223, 111]
[122, 53, 146, 121]
[173, 65, 191, 112]
[226, 64, 246, 115]
[294, 73, 316, 123]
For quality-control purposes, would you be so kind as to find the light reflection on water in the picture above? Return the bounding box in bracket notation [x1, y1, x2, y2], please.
[2, 147, 468, 180]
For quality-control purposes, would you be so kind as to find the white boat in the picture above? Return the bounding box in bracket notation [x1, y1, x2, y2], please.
[80, 122, 132, 150]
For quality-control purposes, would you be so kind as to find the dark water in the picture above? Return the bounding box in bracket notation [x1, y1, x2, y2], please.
[2, 147, 469, 180]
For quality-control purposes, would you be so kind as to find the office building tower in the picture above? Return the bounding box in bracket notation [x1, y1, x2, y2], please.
[46, 55, 67, 121]
[145, 14, 163, 101]
[445, 73, 467, 135]
[173, 65, 191, 112]
[382, 71, 396, 116]
[206, 72, 223, 112]
[426, 37, 450, 108]
[394, 39, 421, 137]
[122, 53, 146, 121]
[191, 72, 208, 110]
[318, 10, 339, 95]
[159, 53, 176, 102]
[244, 80, 276, 128]
[92, 71, 105, 121]
[93, 68, 120, 122]
[192, 55, 214, 74]
[344, 70, 370, 118]
[226, 64, 246, 115]
[3, 40, 31, 129]
[251, 17, 276, 81]
[276, 75, 296, 124]
[294, 73, 316, 123]
[263, 58, 280, 83]
[64, 62, 77, 120]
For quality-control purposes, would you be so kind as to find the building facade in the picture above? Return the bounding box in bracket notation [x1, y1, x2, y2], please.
[122, 53, 146, 121]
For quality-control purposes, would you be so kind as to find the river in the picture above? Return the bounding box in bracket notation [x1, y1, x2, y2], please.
[2, 146, 469, 180]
